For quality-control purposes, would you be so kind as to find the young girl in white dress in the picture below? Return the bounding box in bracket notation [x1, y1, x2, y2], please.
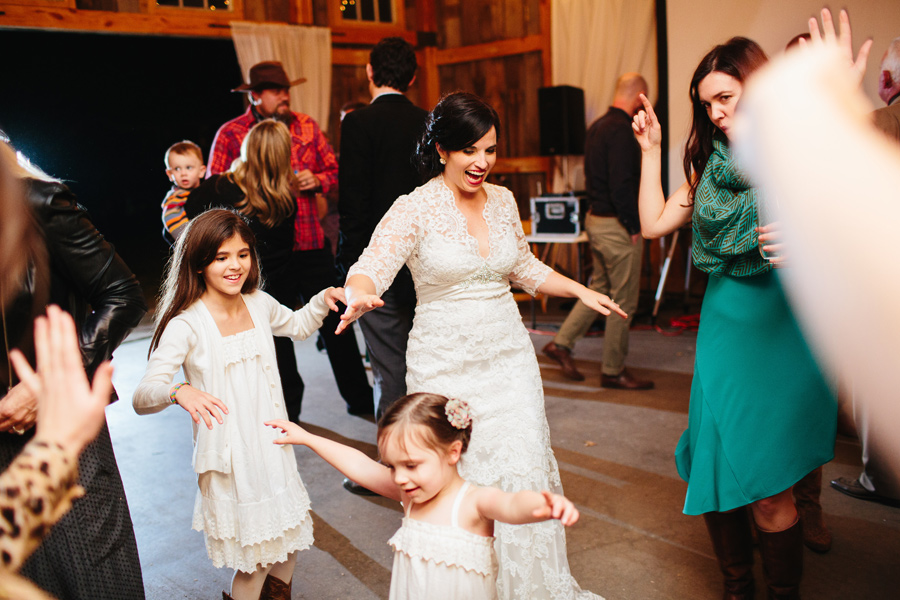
[266, 392, 580, 600]
[133, 209, 346, 600]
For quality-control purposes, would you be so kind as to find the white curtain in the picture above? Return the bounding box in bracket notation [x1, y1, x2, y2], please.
[550, 0, 657, 192]
[230, 22, 332, 129]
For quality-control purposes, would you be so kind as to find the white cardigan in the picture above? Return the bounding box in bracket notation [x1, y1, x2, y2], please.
[133, 289, 331, 474]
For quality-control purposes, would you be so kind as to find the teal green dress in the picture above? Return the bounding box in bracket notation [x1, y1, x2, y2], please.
[674, 137, 836, 515]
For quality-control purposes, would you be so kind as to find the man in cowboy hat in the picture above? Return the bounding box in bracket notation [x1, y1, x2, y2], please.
[208, 60, 375, 420]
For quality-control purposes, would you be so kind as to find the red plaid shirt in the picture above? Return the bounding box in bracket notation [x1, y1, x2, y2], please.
[208, 107, 338, 251]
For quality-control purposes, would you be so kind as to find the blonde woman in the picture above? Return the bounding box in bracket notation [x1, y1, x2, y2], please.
[187, 119, 374, 420]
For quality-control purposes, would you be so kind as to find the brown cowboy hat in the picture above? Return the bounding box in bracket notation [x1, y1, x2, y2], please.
[232, 61, 307, 92]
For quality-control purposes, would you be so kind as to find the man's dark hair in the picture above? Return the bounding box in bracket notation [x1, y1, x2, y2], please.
[370, 37, 418, 92]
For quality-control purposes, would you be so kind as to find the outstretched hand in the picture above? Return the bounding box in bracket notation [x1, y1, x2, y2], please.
[578, 288, 628, 319]
[805, 8, 872, 86]
[171, 384, 228, 430]
[336, 294, 384, 335]
[532, 491, 580, 526]
[265, 419, 311, 446]
[632, 93, 662, 152]
[9, 305, 111, 454]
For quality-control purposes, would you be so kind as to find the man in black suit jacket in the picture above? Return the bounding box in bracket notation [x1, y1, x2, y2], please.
[337, 37, 428, 419]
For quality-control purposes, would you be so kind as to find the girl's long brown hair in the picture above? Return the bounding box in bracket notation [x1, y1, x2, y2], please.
[228, 119, 296, 228]
[683, 37, 768, 201]
[149, 209, 261, 355]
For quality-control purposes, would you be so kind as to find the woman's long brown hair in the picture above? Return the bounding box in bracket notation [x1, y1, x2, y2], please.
[149, 209, 261, 355]
[228, 119, 296, 228]
[683, 37, 768, 201]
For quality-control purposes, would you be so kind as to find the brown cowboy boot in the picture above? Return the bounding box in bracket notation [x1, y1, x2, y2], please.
[757, 518, 803, 600]
[259, 574, 292, 600]
[793, 467, 831, 553]
[703, 507, 756, 600]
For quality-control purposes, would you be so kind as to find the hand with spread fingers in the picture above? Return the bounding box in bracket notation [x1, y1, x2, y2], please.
[806, 8, 872, 86]
[170, 383, 229, 430]
[336, 294, 384, 335]
[9, 305, 111, 454]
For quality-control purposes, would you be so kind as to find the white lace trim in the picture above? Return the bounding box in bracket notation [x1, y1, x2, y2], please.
[202, 518, 314, 572]
[222, 329, 261, 366]
[192, 475, 312, 547]
[388, 517, 496, 576]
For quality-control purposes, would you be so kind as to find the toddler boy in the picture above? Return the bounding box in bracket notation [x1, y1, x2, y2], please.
[162, 140, 206, 244]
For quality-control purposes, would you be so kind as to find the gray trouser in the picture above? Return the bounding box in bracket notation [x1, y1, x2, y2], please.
[358, 268, 416, 419]
[553, 214, 642, 376]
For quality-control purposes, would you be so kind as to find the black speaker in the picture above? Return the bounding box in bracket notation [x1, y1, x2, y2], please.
[538, 85, 586, 156]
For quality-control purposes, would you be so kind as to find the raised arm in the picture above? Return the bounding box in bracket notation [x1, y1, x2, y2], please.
[266, 420, 400, 500]
[473, 487, 579, 527]
[631, 94, 693, 238]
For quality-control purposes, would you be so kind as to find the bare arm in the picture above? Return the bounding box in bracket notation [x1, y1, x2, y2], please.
[631, 94, 693, 238]
[266, 420, 400, 500]
[473, 487, 579, 527]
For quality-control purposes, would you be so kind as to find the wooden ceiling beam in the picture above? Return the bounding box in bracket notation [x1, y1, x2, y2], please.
[0, 5, 233, 37]
[434, 33, 543, 66]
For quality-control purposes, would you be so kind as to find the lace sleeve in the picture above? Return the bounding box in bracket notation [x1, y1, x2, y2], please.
[346, 194, 421, 296]
[506, 190, 552, 295]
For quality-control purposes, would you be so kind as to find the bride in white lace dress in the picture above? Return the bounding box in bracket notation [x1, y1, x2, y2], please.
[338, 93, 622, 600]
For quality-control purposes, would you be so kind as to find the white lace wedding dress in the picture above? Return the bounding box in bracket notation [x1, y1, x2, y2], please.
[348, 176, 602, 600]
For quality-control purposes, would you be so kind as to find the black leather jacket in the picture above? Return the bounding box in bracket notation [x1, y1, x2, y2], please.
[0, 178, 147, 388]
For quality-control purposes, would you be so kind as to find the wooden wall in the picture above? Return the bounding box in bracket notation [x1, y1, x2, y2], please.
[437, 0, 542, 48]
[0, 0, 553, 210]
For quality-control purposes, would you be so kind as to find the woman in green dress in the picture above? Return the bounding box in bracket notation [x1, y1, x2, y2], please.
[632, 37, 835, 599]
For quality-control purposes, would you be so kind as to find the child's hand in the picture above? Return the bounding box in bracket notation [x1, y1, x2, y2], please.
[266, 419, 311, 445]
[171, 384, 228, 430]
[324, 287, 346, 312]
[534, 491, 580, 526]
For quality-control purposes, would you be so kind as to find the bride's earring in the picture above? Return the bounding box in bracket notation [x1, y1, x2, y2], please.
[439, 157, 447, 165]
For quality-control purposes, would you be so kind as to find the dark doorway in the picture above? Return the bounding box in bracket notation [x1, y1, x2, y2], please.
[0, 29, 245, 304]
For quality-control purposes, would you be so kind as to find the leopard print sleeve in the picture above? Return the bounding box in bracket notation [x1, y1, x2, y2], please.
[0, 440, 85, 573]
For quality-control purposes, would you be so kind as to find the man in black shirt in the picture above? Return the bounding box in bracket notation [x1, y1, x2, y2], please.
[543, 73, 653, 390]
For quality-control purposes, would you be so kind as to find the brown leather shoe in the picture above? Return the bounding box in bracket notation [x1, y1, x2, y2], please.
[542, 342, 584, 381]
[601, 368, 654, 390]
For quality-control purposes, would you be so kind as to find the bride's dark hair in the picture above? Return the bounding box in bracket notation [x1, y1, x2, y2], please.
[415, 92, 501, 180]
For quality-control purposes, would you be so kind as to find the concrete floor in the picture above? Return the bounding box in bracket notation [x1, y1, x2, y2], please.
[106, 299, 900, 599]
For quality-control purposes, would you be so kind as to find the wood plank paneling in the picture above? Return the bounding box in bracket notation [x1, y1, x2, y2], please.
[438, 0, 540, 48]
[327, 63, 369, 143]
[437, 51, 542, 157]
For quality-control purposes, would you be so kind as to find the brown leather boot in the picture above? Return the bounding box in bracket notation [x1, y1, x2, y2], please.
[703, 508, 756, 600]
[793, 467, 831, 553]
[757, 518, 803, 600]
[259, 574, 292, 600]
[542, 341, 585, 381]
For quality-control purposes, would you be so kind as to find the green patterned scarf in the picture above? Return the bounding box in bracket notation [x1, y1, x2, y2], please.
[691, 135, 770, 277]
